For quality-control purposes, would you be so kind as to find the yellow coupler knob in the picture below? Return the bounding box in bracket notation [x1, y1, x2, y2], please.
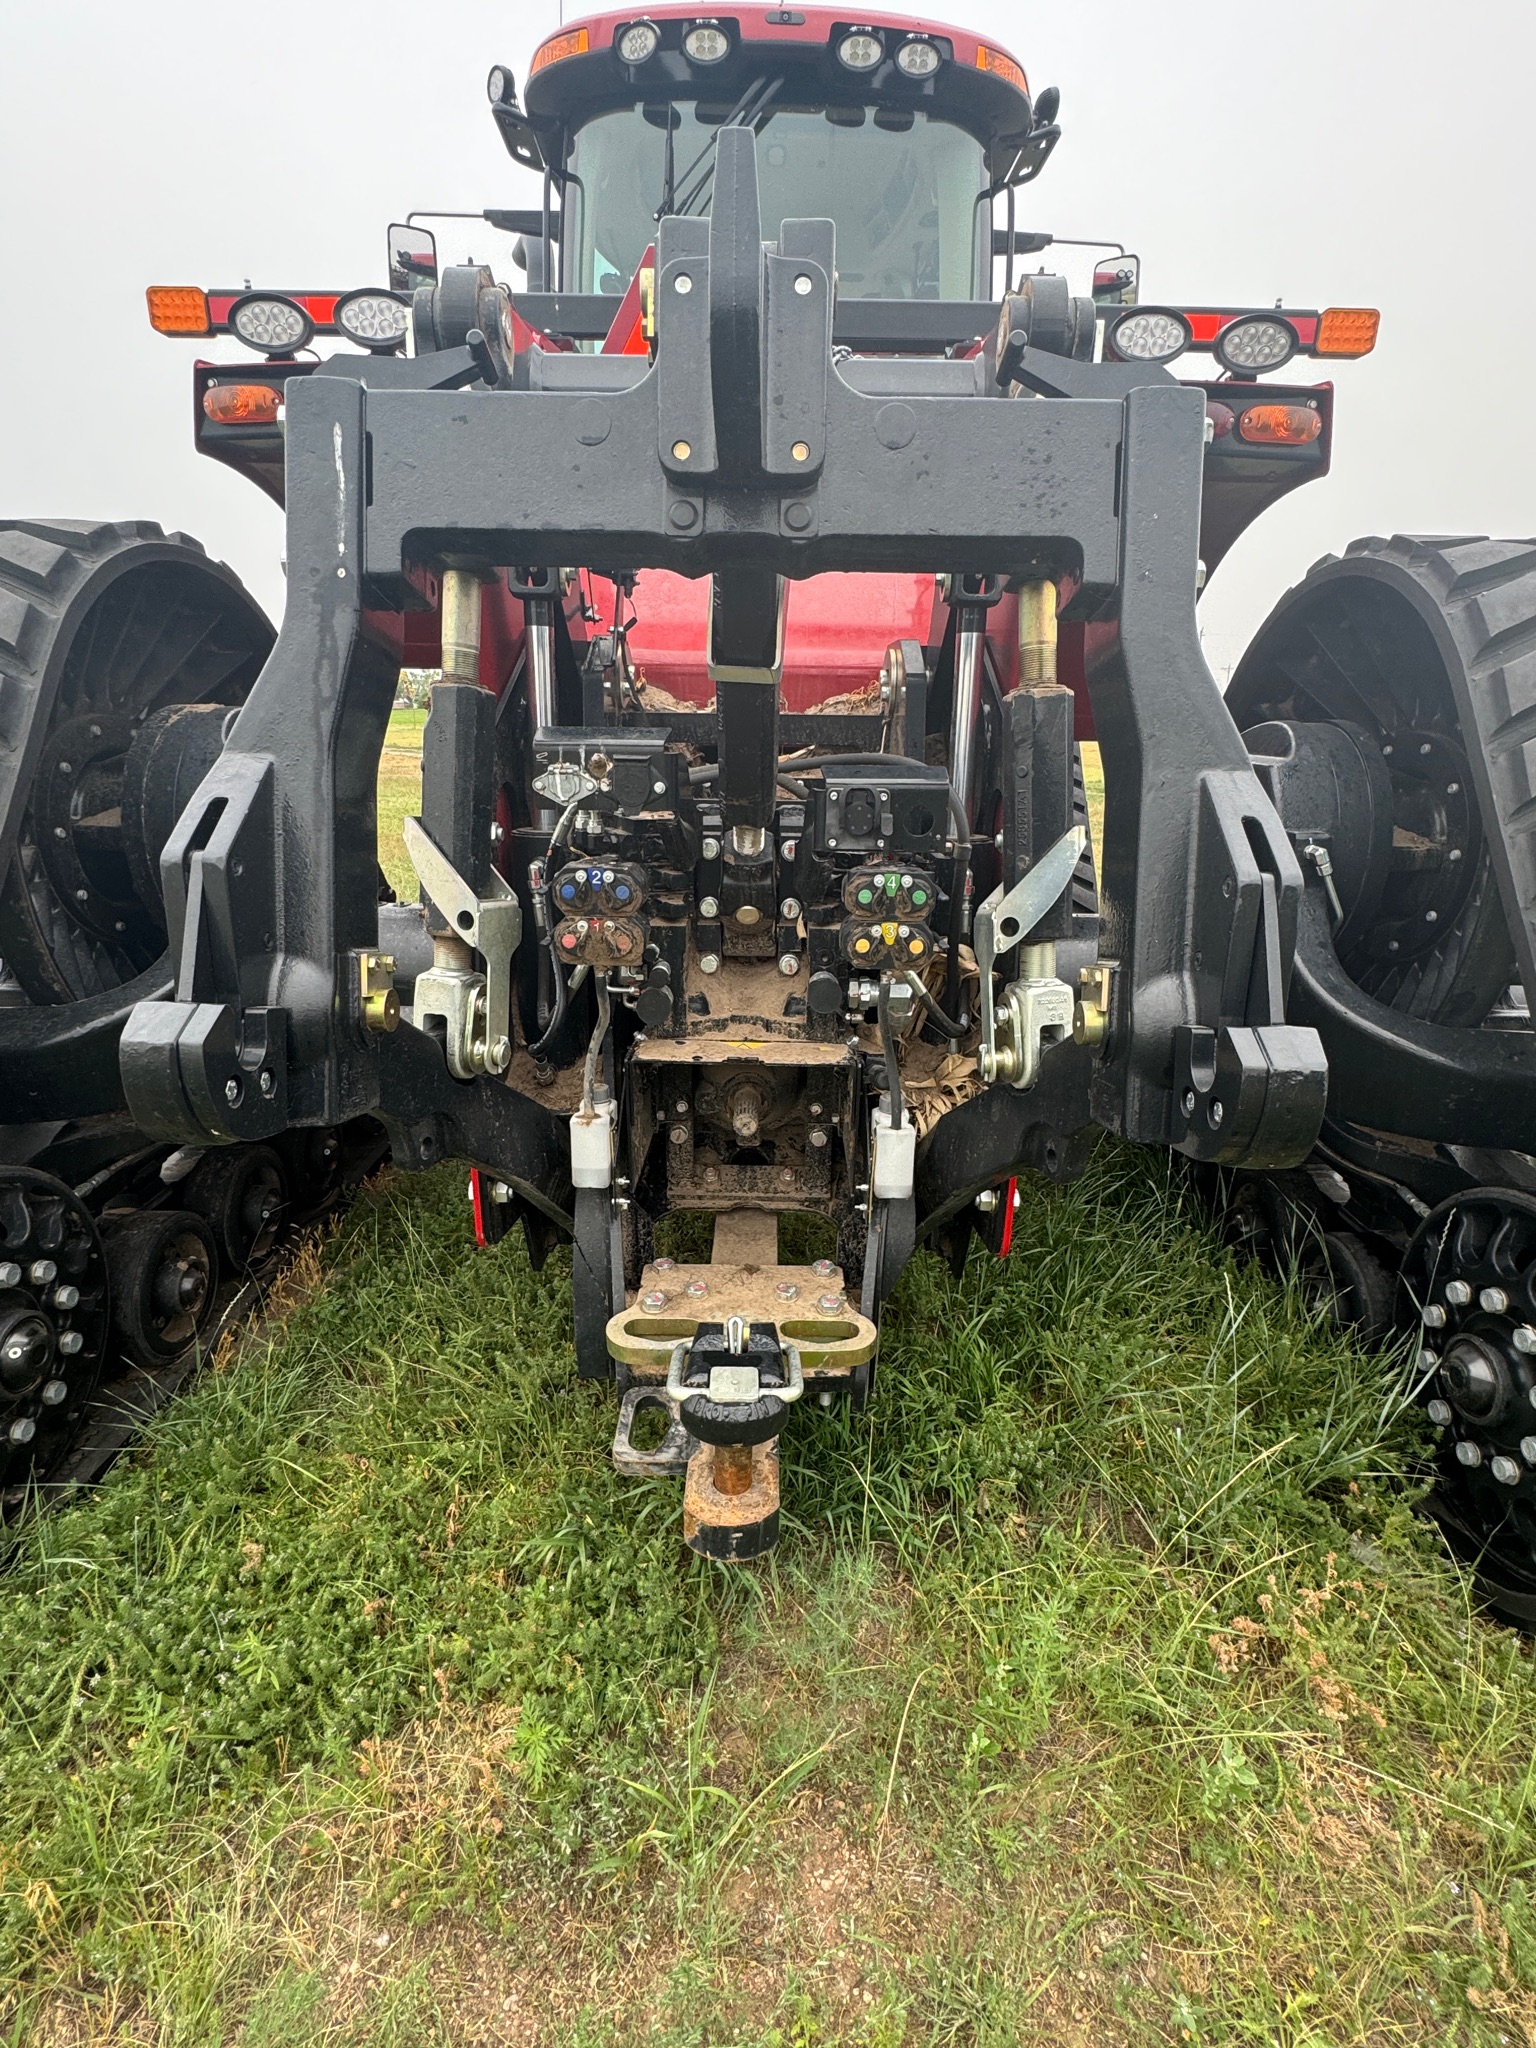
[359, 952, 399, 1033]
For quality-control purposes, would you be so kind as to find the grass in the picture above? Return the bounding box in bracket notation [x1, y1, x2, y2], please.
[4, 717, 1527, 2041]
[3, 1149, 1536, 2045]
[377, 709, 422, 905]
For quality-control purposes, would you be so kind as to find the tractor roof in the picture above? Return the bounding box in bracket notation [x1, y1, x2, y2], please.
[522, 7, 1036, 178]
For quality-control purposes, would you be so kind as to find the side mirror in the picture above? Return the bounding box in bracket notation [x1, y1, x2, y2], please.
[1031, 85, 1061, 129]
[388, 224, 438, 293]
[1092, 254, 1140, 308]
[992, 228, 1054, 259]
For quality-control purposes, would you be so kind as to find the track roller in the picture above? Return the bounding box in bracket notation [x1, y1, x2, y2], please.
[0, 1168, 112, 1499]
[101, 1209, 218, 1370]
[182, 1145, 288, 1274]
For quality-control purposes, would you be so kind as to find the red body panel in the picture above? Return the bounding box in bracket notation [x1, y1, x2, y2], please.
[582, 569, 939, 713]
[537, 6, 1028, 87]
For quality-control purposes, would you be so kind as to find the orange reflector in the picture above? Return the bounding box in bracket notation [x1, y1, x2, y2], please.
[1237, 403, 1324, 446]
[146, 286, 210, 336]
[202, 383, 281, 426]
[530, 25, 588, 73]
[1315, 306, 1381, 358]
[975, 43, 1027, 94]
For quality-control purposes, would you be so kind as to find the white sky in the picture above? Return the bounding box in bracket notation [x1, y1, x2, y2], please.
[3, 0, 1531, 680]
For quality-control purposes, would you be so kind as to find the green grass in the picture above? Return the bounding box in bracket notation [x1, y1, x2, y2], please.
[4, 1148, 1536, 2045]
[377, 709, 423, 905]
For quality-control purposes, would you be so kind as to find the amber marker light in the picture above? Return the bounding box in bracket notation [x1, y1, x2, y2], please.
[146, 286, 209, 336]
[530, 25, 588, 74]
[1316, 307, 1381, 358]
[202, 384, 281, 426]
[975, 44, 1027, 93]
[1237, 404, 1324, 446]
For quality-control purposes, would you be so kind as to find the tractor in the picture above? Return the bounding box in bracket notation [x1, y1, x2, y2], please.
[3, 6, 1534, 1601]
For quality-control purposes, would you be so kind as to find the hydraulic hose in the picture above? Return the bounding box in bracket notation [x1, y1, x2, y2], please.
[876, 977, 905, 1132]
[580, 977, 612, 1117]
[901, 969, 967, 1044]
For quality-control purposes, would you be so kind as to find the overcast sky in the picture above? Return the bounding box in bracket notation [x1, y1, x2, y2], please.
[4, 0, 1531, 680]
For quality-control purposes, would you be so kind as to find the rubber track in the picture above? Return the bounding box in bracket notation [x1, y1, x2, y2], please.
[0, 520, 200, 890]
[0, 520, 272, 1001]
[1370, 534, 1536, 1018]
[1232, 532, 1536, 1026]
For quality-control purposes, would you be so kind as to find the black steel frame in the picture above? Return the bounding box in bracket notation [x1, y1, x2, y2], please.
[116, 130, 1328, 1208]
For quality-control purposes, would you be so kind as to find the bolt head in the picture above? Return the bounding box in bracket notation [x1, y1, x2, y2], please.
[1480, 1286, 1510, 1314]
[669, 1126, 687, 1145]
[808, 1129, 828, 1148]
[1422, 1304, 1447, 1329]
[1445, 1280, 1473, 1307]
[1455, 1440, 1483, 1467]
[1514, 1326, 1536, 1355]
[1522, 1436, 1536, 1465]
[778, 953, 799, 977]
[225, 1078, 242, 1106]
[58, 1331, 84, 1355]
[811, 1259, 836, 1279]
[975, 1189, 1000, 1213]
[702, 838, 720, 860]
[8, 1418, 36, 1446]
[816, 1292, 845, 1313]
[780, 899, 802, 921]
[1491, 1454, 1522, 1486]
[684, 1280, 708, 1299]
[258, 1069, 276, 1096]
[1426, 1399, 1452, 1426]
[699, 954, 721, 975]
[653, 1258, 676, 1272]
[641, 1290, 668, 1312]
[52, 1285, 79, 1311]
[0, 1264, 18, 1289]
[29, 1262, 56, 1286]
[775, 1282, 799, 1300]
[698, 896, 719, 919]
[40, 1379, 67, 1407]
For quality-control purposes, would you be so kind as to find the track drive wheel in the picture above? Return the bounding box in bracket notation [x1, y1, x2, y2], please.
[0, 1168, 112, 1498]
[100, 1209, 218, 1370]
[0, 520, 272, 1002]
[1229, 533, 1536, 1028]
[1401, 1186, 1536, 1626]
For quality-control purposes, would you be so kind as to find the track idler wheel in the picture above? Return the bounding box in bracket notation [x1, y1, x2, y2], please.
[101, 1209, 217, 1369]
[1401, 1186, 1536, 1626]
[0, 1168, 111, 1499]
[0, 520, 273, 1003]
[182, 1145, 288, 1275]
